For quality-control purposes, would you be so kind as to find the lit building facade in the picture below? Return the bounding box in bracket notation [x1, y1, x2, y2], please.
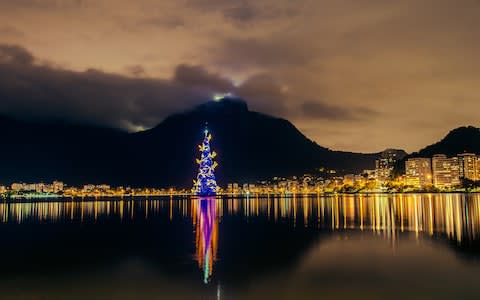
[375, 149, 405, 182]
[53, 181, 64, 193]
[432, 154, 460, 189]
[405, 158, 432, 188]
[478, 161, 480, 181]
[343, 174, 355, 185]
[458, 153, 478, 181]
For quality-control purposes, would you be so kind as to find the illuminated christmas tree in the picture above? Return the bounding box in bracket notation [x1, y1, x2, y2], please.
[193, 126, 218, 196]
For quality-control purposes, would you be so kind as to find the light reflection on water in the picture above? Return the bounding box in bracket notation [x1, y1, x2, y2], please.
[193, 197, 218, 284]
[2, 194, 480, 243]
[1, 193, 480, 299]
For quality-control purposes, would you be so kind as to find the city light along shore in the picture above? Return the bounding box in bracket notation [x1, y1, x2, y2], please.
[1, 145, 480, 200]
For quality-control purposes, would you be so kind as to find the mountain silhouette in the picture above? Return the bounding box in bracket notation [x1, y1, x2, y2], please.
[394, 126, 480, 175]
[126, 98, 381, 186]
[0, 98, 381, 187]
[413, 126, 480, 157]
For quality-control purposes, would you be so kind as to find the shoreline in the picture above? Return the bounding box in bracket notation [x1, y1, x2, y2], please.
[1, 191, 479, 203]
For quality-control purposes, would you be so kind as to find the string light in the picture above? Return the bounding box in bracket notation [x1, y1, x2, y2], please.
[193, 126, 218, 196]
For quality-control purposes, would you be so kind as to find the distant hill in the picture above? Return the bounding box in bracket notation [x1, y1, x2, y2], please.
[413, 126, 480, 157]
[0, 98, 384, 187]
[394, 126, 480, 175]
[0, 115, 127, 184]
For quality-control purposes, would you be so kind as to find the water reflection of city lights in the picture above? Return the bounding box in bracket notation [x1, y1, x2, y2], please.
[192, 197, 219, 284]
[1, 195, 480, 245]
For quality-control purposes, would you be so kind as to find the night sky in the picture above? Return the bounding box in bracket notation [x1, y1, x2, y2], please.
[0, 0, 479, 152]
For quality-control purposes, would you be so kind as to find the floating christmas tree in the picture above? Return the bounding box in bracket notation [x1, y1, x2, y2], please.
[193, 126, 218, 196]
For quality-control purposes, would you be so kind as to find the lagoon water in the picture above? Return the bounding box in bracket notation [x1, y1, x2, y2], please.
[0, 194, 480, 299]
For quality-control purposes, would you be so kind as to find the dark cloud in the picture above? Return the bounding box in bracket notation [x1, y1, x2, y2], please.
[301, 101, 378, 121]
[0, 44, 221, 130]
[185, 0, 297, 25]
[174, 64, 234, 92]
[0, 44, 34, 64]
[222, 3, 256, 23]
[235, 73, 288, 115]
[153, 63, 296, 119]
[0, 44, 296, 131]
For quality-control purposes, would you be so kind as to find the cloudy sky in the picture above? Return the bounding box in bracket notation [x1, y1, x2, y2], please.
[0, 0, 479, 152]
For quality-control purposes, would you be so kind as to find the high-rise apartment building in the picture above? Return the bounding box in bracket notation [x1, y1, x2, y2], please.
[458, 153, 478, 181]
[432, 154, 460, 188]
[53, 181, 64, 193]
[405, 158, 432, 188]
[375, 149, 406, 182]
[477, 161, 480, 181]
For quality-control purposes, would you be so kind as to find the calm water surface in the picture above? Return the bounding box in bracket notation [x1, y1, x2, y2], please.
[1, 194, 480, 299]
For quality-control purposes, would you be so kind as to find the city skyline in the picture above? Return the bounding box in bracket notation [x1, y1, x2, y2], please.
[1, 0, 480, 152]
[2, 150, 479, 197]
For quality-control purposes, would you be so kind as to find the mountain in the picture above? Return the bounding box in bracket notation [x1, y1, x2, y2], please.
[125, 98, 379, 186]
[393, 126, 480, 175]
[412, 126, 480, 157]
[0, 115, 127, 184]
[0, 98, 381, 187]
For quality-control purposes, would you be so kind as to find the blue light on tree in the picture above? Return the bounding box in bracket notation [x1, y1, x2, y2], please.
[193, 126, 218, 196]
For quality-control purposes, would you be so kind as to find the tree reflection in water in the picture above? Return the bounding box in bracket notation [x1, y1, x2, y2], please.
[192, 197, 218, 284]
